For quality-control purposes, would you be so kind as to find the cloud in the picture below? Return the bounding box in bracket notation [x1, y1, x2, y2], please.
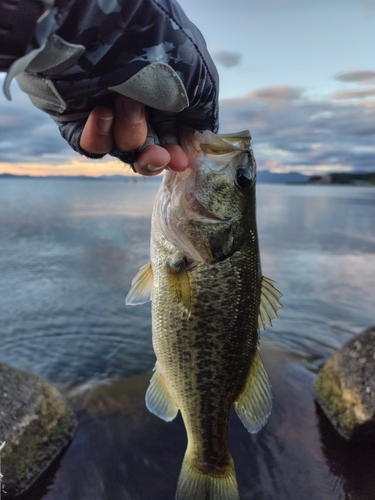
[0, 80, 74, 165]
[0, 158, 133, 177]
[251, 86, 304, 103]
[219, 85, 375, 174]
[331, 88, 375, 100]
[334, 70, 375, 84]
[212, 50, 242, 68]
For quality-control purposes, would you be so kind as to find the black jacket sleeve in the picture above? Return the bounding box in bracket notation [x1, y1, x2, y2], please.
[12, 0, 219, 162]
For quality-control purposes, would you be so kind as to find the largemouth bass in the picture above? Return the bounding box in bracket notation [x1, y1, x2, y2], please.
[126, 128, 282, 500]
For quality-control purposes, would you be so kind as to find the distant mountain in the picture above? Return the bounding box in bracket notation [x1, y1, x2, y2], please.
[308, 171, 375, 185]
[257, 170, 309, 184]
[0, 173, 33, 179]
[0, 173, 106, 181]
[1, 171, 310, 184]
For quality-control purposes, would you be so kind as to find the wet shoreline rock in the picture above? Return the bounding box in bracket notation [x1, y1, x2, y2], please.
[0, 363, 77, 496]
[313, 326, 375, 440]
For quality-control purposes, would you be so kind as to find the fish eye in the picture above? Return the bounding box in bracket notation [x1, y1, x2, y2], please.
[235, 168, 253, 189]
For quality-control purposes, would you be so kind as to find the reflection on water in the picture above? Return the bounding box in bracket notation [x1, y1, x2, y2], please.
[257, 184, 375, 372]
[317, 402, 375, 500]
[0, 179, 158, 383]
[1, 179, 375, 499]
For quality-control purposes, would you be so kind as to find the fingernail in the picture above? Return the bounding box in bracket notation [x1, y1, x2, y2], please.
[146, 164, 165, 173]
[122, 99, 143, 123]
[98, 116, 113, 134]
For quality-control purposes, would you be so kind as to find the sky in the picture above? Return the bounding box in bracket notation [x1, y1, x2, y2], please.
[1, 0, 375, 176]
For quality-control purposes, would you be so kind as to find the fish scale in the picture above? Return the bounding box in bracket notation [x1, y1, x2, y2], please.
[152, 255, 261, 498]
[126, 127, 283, 499]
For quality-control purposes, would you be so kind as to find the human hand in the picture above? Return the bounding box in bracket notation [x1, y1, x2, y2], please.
[14, 0, 218, 174]
[80, 95, 189, 176]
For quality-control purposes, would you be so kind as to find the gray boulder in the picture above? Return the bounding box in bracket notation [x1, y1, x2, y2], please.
[313, 326, 375, 440]
[0, 363, 77, 496]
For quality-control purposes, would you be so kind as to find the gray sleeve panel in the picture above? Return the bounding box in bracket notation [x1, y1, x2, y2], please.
[27, 34, 85, 75]
[108, 63, 189, 113]
[16, 72, 67, 115]
[13, 34, 85, 116]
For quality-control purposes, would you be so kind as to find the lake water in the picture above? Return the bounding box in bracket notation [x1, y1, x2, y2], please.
[1, 178, 375, 499]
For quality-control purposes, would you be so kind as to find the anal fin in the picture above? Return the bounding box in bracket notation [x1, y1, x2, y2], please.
[145, 364, 178, 421]
[234, 350, 272, 434]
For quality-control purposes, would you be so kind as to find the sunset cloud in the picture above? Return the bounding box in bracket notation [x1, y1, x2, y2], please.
[220, 84, 375, 175]
[250, 86, 304, 103]
[0, 158, 135, 178]
[334, 70, 375, 84]
[331, 88, 375, 100]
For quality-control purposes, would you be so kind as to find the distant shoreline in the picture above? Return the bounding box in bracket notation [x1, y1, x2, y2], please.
[1, 171, 375, 185]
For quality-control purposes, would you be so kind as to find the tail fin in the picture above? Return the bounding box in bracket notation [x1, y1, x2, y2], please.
[176, 453, 240, 500]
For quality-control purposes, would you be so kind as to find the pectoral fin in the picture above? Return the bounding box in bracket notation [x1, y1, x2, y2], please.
[146, 364, 179, 421]
[125, 262, 153, 305]
[258, 276, 283, 331]
[166, 253, 192, 318]
[234, 350, 272, 434]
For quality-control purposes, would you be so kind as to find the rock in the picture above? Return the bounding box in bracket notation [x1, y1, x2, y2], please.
[313, 326, 375, 440]
[0, 363, 77, 496]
